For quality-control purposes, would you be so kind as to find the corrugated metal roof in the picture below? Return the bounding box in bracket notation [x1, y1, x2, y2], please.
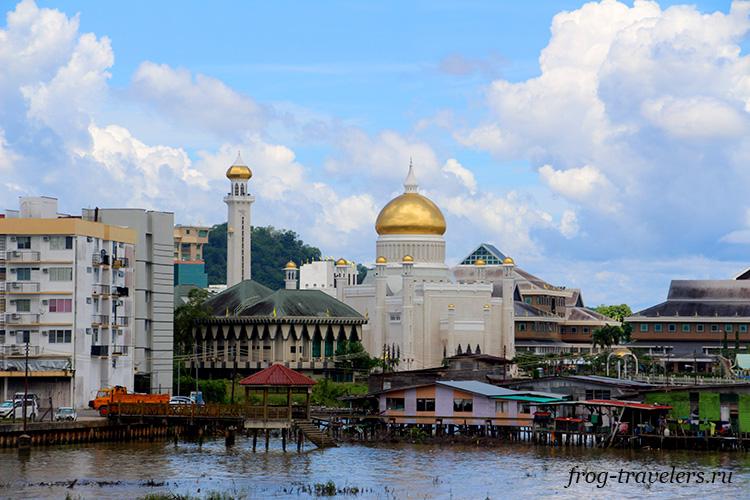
[437, 380, 518, 396]
[238, 363, 316, 386]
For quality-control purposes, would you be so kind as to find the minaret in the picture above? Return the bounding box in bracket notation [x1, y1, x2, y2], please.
[401, 255, 415, 370]
[501, 257, 516, 360]
[224, 152, 255, 287]
[374, 256, 388, 357]
[284, 261, 298, 290]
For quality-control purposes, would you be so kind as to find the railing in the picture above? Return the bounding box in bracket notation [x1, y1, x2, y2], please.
[92, 284, 111, 296]
[91, 345, 108, 357]
[111, 345, 129, 355]
[111, 316, 128, 327]
[5, 282, 40, 293]
[91, 314, 110, 326]
[6, 251, 41, 262]
[109, 403, 294, 421]
[111, 286, 129, 297]
[627, 374, 740, 385]
[5, 313, 40, 325]
[0, 344, 41, 356]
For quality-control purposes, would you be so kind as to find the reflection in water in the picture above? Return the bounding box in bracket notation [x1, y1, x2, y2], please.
[0, 439, 748, 499]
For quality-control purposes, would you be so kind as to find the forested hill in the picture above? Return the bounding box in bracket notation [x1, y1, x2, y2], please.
[203, 223, 322, 289]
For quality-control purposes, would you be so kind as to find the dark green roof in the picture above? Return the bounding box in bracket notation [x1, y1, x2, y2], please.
[238, 289, 364, 319]
[203, 280, 274, 316]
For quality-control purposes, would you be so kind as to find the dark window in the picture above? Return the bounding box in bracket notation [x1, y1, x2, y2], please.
[654, 324, 663, 332]
[640, 323, 648, 332]
[416, 398, 435, 411]
[16, 237, 31, 249]
[697, 324, 704, 332]
[386, 398, 405, 411]
[682, 324, 690, 333]
[585, 389, 611, 400]
[453, 398, 473, 412]
[668, 323, 676, 332]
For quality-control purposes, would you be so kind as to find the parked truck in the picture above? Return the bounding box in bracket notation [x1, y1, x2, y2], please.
[88, 386, 169, 416]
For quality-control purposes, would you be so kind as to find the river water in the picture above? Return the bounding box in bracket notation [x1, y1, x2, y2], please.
[1, 438, 748, 499]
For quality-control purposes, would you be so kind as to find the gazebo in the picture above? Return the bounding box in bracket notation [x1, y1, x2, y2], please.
[239, 363, 316, 422]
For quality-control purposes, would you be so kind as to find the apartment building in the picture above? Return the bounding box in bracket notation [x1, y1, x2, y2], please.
[173, 225, 210, 288]
[84, 208, 174, 395]
[0, 197, 136, 408]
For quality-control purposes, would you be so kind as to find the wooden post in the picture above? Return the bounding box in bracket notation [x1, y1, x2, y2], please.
[265, 429, 270, 451]
[297, 428, 303, 452]
[252, 429, 257, 452]
[305, 389, 311, 420]
[282, 428, 287, 452]
[287, 387, 292, 422]
[263, 388, 268, 421]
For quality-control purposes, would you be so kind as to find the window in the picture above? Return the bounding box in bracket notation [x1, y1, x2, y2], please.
[668, 323, 676, 332]
[416, 398, 435, 411]
[16, 299, 31, 312]
[654, 324, 663, 332]
[524, 297, 532, 304]
[585, 389, 611, 400]
[49, 236, 73, 250]
[290, 345, 296, 353]
[16, 237, 30, 249]
[571, 327, 577, 334]
[48, 267, 72, 281]
[682, 324, 690, 333]
[741, 325, 748, 333]
[697, 324, 705, 332]
[518, 323, 526, 332]
[711, 324, 719, 332]
[16, 268, 31, 281]
[725, 324, 733, 333]
[386, 398, 405, 411]
[48, 299, 72, 313]
[583, 327, 590, 334]
[520, 404, 532, 414]
[199, 230, 208, 237]
[389, 313, 401, 322]
[453, 398, 473, 412]
[0, 330, 4, 344]
[48, 330, 72, 343]
[495, 401, 508, 413]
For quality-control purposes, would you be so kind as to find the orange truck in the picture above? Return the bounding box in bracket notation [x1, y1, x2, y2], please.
[88, 386, 169, 416]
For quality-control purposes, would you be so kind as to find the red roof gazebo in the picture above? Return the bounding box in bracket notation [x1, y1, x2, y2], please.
[239, 363, 315, 421]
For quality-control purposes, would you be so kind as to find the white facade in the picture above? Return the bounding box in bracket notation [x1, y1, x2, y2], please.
[336, 167, 515, 370]
[85, 208, 175, 395]
[300, 259, 357, 297]
[225, 154, 254, 287]
[0, 198, 136, 408]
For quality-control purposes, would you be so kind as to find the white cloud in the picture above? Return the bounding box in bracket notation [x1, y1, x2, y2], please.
[459, 0, 750, 258]
[559, 210, 579, 239]
[131, 62, 264, 138]
[441, 158, 477, 194]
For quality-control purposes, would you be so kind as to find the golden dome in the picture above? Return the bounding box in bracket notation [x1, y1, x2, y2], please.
[375, 193, 446, 235]
[402, 255, 414, 263]
[226, 152, 252, 181]
[502, 257, 514, 265]
[475, 258, 486, 266]
[284, 261, 297, 269]
[375, 163, 446, 236]
[375, 256, 387, 264]
[335, 258, 348, 266]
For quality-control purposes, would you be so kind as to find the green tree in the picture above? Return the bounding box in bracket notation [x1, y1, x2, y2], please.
[203, 223, 322, 288]
[592, 324, 627, 349]
[334, 340, 379, 372]
[594, 304, 633, 322]
[174, 288, 211, 355]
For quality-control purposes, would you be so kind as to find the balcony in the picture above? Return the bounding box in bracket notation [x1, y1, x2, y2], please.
[6, 250, 41, 263]
[90, 345, 108, 357]
[92, 254, 110, 267]
[0, 345, 41, 357]
[111, 345, 129, 356]
[111, 286, 129, 297]
[5, 282, 40, 293]
[92, 284, 111, 297]
[111, 316, 129, 328]
[91, 314, 110, 327]
[112, 257, 129, 269]
[5, 313, 40, 325]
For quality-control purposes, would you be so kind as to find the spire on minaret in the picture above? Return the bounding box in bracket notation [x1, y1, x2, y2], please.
[233, 150, 246, 166]
[404, 159, 418, 193]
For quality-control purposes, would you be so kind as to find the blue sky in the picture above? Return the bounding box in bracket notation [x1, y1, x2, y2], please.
[3, 0, 750, 309]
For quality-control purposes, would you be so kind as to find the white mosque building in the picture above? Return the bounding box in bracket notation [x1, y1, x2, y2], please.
[332, 164, 517, 371]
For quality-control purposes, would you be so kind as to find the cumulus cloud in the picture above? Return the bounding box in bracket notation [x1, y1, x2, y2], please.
[441, 158, 477, 194]
[131, 62, 265, 138]
[559, 210, 579, 239]
[459, 0, 750, 259]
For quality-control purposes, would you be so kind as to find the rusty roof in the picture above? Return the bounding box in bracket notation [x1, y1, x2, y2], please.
[238, 363, 316, 387]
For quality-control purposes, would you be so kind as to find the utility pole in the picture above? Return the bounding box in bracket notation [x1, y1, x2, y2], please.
[23, 331, 29, 431]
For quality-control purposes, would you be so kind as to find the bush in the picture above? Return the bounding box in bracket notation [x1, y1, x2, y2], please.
[174, 376, 228, 403]
[311, 379, 368, 407]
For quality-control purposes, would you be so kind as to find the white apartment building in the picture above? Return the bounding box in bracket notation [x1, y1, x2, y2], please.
[83, 208, 174, 395]
[0, 197, 136, 408]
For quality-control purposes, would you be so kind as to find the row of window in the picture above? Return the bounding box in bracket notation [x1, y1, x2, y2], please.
[384, 397, 522, 414]
[13, 298, 72, 313]
[517, 322, 556, 332]
[10, 267, 72, 281]
[560, 326, 591, 334]
[14, 236, 74, 250]
[0, 329, 72, 344]
[637, 323, 749, 334]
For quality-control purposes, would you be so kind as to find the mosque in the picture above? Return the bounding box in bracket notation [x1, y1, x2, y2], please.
[332, 164, 517, 371]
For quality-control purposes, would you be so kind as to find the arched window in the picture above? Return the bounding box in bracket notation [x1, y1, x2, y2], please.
[240, 184, 245, 195]
[234, 183, 239, 196]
